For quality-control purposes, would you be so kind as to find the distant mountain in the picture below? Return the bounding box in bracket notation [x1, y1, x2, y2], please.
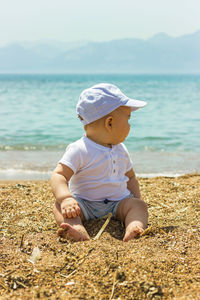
[20, 40, 89, 59]
[0, 31, 200, 73]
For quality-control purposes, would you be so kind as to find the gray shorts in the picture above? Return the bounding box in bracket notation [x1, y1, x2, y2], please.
[73, 195, 129, 221]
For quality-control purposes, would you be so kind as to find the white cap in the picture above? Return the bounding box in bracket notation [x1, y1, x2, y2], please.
[76, 83, 147, 125]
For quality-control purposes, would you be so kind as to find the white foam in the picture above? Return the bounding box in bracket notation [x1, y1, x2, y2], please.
[0, 168, 190, 180]
[137, 172, 186, 178]
[0, 169, 51, 180]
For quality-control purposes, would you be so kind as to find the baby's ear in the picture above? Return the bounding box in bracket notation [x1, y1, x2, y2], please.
[105, 116, 113, 131]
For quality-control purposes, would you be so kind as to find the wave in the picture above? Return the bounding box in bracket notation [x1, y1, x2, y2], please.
[0, 142, 191, 152]
[0, 168, 190, 180]
[0, 144, 67, 151]
[0, 168, 52, 180]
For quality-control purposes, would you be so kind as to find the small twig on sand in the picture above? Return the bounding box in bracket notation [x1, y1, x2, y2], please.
[140, 225, 153, 236]
[20, 234, 25, 252]
[3, 269, 17, 277]
[15, 280, 28, 289]
[159, 228, 167, 235]
[58, 248, 95, 277]
[109, 270, 118, 300]
[79, 247, 95, 264]
[0, 281, 7, 289]
[59, 270, 77, 279]
[93, 213, 112, 240]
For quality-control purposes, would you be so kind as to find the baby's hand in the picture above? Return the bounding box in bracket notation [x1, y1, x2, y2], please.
[61, 197, 81, 219]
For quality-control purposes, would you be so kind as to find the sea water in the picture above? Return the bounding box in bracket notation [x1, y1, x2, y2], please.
[0, 74, 200, 179]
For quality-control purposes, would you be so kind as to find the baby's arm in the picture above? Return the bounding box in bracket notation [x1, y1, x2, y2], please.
[51, 163, 81, 218]
[125, 168, 142, 199]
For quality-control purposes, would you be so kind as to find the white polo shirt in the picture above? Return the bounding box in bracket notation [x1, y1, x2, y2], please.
[59, 136, 133, 201]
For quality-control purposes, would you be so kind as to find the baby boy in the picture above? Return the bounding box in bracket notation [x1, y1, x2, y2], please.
[51, 83, 148, 242]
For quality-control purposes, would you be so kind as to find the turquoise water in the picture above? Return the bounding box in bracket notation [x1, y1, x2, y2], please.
[0, 74, 200, 178]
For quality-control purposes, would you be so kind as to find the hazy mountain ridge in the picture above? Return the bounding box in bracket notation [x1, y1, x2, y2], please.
[0, 31, 200, 73]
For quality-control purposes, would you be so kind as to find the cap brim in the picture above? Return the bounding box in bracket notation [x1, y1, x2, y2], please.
[125, 98, 147, 112]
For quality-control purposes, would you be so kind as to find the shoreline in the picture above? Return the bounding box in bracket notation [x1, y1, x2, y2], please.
[0, 173, 199, 185]
[0, 172, 199, 182]
[1, 150, 199, 180]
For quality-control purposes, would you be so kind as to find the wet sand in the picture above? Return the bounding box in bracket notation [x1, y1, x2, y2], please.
[0, 174, 200, 299]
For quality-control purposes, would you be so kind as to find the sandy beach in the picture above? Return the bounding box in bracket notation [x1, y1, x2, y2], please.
[0, 174, 200, 299]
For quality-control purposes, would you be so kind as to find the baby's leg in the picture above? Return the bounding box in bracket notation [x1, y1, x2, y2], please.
[116, 197, 148, 242]
[53, 201, 90, 241]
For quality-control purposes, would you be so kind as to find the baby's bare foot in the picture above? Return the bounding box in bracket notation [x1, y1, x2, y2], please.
[57, 223, 90, 242]
[123, 222, 144, 242]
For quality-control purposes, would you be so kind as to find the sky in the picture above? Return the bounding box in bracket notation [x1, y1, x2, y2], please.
[0, 0, 200, 45]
